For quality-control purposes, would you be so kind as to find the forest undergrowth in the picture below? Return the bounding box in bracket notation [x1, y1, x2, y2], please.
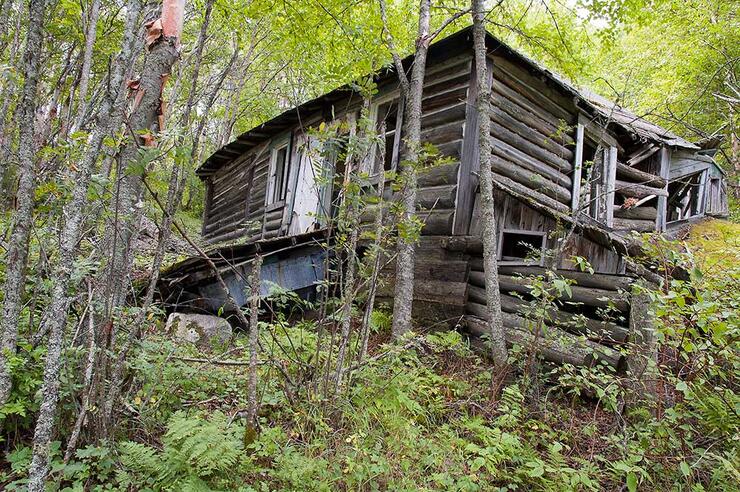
[1, 220, 738, 491]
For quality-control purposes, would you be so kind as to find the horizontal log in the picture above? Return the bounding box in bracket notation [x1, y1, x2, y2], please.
[489, 105, 574, 161]
[421, 102, 467, 129]
[420, 120, 463, 144]
[441, 235, 483, 254]
[615, 180, 668, 199]
[465, 287, 628, 343]
[469, 271, 629, 312]
[613, 205, 657, 221]
[490, 134, 572, 188]
[464, 312, 623, 369]
[418, 209, 455, 235]
[496, 266, 635, 291]
[491, 55, 576, 122]
[490, 89, 574, 146]
[490, 120, 572, 175]
[418, 162, 460, 187]
[393, 184, 457, 210]
[612, 218, 655, 232]
[490, 155, 570, 204]
[491, 172, 571, 214]
[616, 162, 666, 188]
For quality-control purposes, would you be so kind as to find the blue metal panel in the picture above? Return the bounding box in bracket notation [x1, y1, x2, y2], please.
[197, 245, 326, 311]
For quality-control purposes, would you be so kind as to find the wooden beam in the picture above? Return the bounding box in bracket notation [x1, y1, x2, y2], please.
[616, 162, 667, 188]
[655, 146, 671, 233]
[452, 56, 492, 235]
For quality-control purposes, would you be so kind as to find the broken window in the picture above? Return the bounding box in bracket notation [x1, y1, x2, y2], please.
[268, 139, 291, 206]
[498, 230, 546, 265]
[667, 171, 705, 222]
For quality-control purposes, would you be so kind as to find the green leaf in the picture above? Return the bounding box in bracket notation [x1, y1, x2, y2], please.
[626, 472, 638, 492]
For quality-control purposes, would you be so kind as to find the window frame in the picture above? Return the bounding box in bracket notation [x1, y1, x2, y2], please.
[266, 134, 292, 210]
[366, 92, 403, 180]
[497, 229, 547, 266]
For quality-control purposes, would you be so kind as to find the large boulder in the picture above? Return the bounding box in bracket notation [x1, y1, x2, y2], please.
[165, 313, 232, 348]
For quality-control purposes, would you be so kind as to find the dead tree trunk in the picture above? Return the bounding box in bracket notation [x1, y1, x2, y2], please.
[472, 0, 508, 368]
[0, 0, 46, 408]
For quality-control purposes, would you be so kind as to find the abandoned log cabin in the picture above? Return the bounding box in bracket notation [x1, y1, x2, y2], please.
[159, 27, 728, 367]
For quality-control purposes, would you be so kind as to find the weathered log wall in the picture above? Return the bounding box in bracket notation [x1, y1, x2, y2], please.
[486, 54, 577, 212]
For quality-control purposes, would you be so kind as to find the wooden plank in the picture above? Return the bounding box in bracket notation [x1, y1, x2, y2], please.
[452, 56, 492, 235]
[656, 147, 670, 233]
[613, 205, 657, 221]
[615, 179, 669, 199]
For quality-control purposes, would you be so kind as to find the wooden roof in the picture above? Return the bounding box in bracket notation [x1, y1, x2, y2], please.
[197, 26, 699, 177]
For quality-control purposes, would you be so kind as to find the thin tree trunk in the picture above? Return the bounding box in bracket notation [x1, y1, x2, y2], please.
[0, 0, 46, 407]
[102, 0, 219, 422]
[104, 0, 184, 315]
[472, 0, 508, 368]
[358, 139, 388, 364]
[72, 0, 101, 131]
[63, 282, 96, 463]
[387, 0, 432, 339]
[24, 0, 142, 462]
[246, 254, 263, 429]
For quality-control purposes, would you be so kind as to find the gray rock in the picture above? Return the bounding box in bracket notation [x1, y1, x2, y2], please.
[166, 312, 232, 348]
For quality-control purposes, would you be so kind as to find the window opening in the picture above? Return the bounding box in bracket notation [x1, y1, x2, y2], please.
[269, 142, 291, 205]
[498, 230, 546, 265]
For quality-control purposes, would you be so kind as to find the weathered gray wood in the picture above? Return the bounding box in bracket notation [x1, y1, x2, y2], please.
[495, 265, 635, 291]
[469, 271, 629, 311]
[418, 209, 455, 235]
[466, 287, 629, 343]
[452, 56, 490, 235]
[571, 119, 584, 211]
[616, 162, 667, 188]
[615, 179, 669, 199]
[489, 119, 573, 174]
[464, 313, 623, 369]
[627, 281, 657, 395]
[490, 171, 571, 214]
[490, 134, 573, 187]
[393, 184, 457, 209]
[613, 205, 658, 221]
[490, 88, 574, 146]
[626, 144, 658, 167]
[489, 105, 574, 160]
[490, 55, 575, 123]
[612, 218, 656, 232]
[490, 154, 570, 204]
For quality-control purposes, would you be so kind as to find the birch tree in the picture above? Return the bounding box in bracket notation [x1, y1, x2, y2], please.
[0, 0, 46, 407]
[103, 0, 185, 315]
[380, 0, 431, 339]
[380, 0, 467, 339]
[471, 0, 508, 368]
[25, 0, 144, 485]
